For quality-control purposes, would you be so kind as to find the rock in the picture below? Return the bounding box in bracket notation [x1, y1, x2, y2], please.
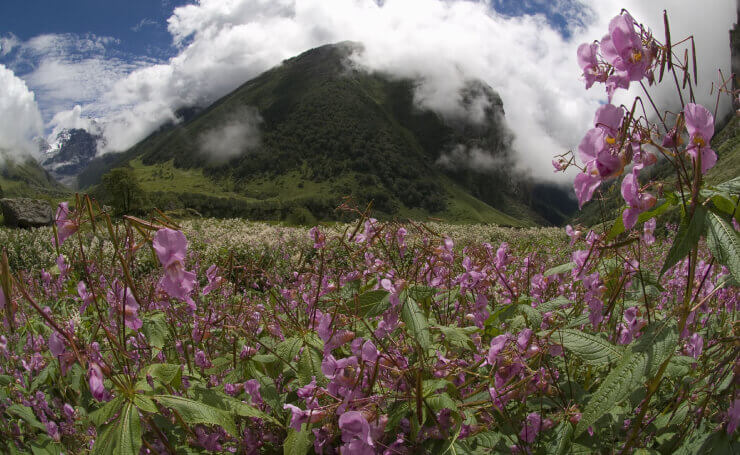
[0, 198, 53, 228]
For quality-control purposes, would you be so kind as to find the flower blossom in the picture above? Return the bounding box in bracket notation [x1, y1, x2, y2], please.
[153, 229, 197, 311]
[684, 103, 717, 174]
[54, 202, 78, 246]
[88, 362, 106, 401]
[621, 169, 656, 230]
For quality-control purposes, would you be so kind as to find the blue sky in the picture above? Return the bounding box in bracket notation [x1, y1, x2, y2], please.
[0, 0, 193, 59]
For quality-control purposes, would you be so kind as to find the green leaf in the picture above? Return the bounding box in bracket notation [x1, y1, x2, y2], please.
[536, 296, 571, 314]
[142, 311, 169, 352]
[575, 350, 648, 436]
[549, 422, 574, 455]
[297, 347, 324, 386]
[468, 431, 502, 449]
[517, 304, 542, 328]
[5, 404, 47, 432]
[89, 397, 125, 426]
[284, 426, 312, 455]
[276, 337, 303, 364]
[401, 295, 431, 350]
[354, 289, 391, 318]
[153, 394, 238, 437]
[29, 435, 62, 455]
[231, 400, 282, 426]
[660, 206, 708, 277]
[438, 325, 476, 348]
[715, 175, 740, 194]
[665, 356, 694, 378]
[133, 395, 159, 414]
[145, 363, 182, 388]
[92, 402, 142, 455]
[706, 211, 740, 283]
[555, 329, 624, 366]
[545, 262, 575, 277]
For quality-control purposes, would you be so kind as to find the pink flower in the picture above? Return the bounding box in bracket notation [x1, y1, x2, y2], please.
[54, 202, 78, 246]
[574, 172, 602, 209]
[685, 333, 704, 359]
[487, 334, 510, 365]
[77, 281, 94, 314]
[153, 229, 196, 310]
[309, 227, 326, 249]
[338, 411, 373, 447]
[684, 103, 717, 174]
[48, 331, 66, 357]
[621, 169, 656, 230]
[600, 14, 649, 84]
[519, 412, 543, 444]
[641, 218, 656, 246]
[577, 42, 606, 89]
[727, 399, 740, 434]
[88, 362, 106, 401]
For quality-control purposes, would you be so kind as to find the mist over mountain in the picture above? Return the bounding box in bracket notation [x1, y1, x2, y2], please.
[79, 42, 576, 225]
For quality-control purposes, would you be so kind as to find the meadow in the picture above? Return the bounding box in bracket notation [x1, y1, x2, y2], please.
[0, 9, 739, 455]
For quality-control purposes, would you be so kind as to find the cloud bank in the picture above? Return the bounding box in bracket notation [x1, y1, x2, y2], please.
[0, 64, 44, 159]
[3, 0, 736, 181]
[198, 107, 263, 163]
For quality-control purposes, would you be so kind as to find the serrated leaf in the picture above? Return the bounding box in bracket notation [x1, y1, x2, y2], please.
[555, 329, 624, 366]
[575, 350, 648, 436]
[401, 295, 431, 350]
[5, 404, 47, 431]
[545, 262, 576, 277]
[536, 297, 571, 314]
[550, 422, 574, 455]
[231, 400, 282, 426]
[297, 347, 324, 386]
[276, 337, 303, 364]
[354, 289, 391, 318]
[133, 395, 158, 414]
[88, 397, 125, 426]
[518, 304, 542, 328]
[142, 311, 169, 351]
[284, 426, 312, 455]
[660, 206, 707, 276]
[468, 431, 502, 449]
[715, 175, 740, 194]
[706, 211, 740, 283]
[438, 325, 476, 348]
[29, 435, 62, 455]
[153, 394, 238, 437]
[145, 363, 182, 388]
[92, 402, 141, 455]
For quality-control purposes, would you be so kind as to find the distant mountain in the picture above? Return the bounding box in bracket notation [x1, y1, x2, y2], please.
[81, 42, 575, 225]
[40, 127, 104, 187]
[0, 152, 69, 200]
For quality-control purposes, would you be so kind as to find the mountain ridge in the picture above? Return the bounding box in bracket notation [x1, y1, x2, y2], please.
[80, 42, 576, 225]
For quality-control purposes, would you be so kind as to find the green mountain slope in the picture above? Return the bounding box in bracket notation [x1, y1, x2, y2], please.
[82, 42, 574, 225]
[0, 153, 69, 200]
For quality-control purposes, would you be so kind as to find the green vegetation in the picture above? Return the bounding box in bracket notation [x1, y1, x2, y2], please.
[0, 155, 70, 201]
[81, 43, 572, 226]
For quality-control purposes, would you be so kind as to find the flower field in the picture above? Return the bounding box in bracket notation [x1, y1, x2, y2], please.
[0, 9, 739, 455]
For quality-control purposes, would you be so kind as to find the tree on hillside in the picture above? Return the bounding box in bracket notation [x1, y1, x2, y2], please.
[102, 167, 144, 215]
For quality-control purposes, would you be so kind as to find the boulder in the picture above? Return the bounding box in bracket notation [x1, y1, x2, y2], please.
[0, 198, 53, 228]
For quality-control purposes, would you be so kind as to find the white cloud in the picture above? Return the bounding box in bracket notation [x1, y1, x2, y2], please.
[0, 33, 20, 56]
[0, 64, 44, 159]
[7, 0, 736, 180]
[197, 106, 262, 163]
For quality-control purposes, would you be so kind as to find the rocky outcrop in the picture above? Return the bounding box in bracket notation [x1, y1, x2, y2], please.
[0, 198, 53, 228]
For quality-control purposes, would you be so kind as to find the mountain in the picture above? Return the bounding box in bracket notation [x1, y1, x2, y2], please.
[0, 153, 69, 200]
[40, 127, 104, 187]
[80, 42, 575, 225]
